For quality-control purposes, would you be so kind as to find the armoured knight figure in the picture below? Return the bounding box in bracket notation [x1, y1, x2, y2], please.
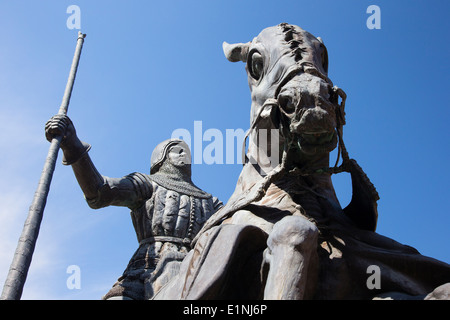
[45, 114, 222, 300]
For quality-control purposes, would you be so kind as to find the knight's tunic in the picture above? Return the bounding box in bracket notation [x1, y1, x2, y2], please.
[102, 172, 222, 300]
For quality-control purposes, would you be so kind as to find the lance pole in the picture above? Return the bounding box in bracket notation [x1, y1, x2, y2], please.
[1, 31, 86, 300]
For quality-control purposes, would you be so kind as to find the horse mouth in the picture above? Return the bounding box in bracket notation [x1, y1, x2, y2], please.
[297, 130, 337, 154]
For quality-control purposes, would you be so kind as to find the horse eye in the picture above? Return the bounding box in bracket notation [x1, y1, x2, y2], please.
[249, 52, 263, 80]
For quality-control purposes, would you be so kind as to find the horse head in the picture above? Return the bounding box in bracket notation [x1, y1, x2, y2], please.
[224, 23, 346, 172]
[221, 23, 378, 232]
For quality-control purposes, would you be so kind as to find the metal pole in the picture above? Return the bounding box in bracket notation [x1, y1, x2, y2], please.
[1, 31, 86, 300]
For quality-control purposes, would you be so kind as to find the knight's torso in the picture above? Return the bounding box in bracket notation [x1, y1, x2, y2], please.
[131, 181, 220, 244]
[107, 173, 221, 300]
[122, 173, 221, 278]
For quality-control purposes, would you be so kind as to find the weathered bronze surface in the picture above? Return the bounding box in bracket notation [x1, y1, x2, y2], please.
[153, 23, 450, 300]
[45, 116, 222, 300]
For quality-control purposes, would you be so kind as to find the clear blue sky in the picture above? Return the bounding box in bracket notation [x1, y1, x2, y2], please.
[0, 0, 448, 299]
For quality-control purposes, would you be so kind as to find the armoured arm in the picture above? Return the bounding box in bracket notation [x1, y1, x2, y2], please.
[70, 153, 152, 210]
[45, 115, 152, 210]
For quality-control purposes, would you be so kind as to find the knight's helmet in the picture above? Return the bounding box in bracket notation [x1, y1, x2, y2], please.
[150, 139, 191, 174]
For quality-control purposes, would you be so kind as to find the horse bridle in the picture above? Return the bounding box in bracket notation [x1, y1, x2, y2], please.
[241, 69, 350, 177]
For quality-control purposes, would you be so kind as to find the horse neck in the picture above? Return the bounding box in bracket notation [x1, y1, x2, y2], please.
[288, 151, 340, 206]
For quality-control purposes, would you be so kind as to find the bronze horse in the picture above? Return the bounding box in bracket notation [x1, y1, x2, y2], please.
[154, 24, 450, 300]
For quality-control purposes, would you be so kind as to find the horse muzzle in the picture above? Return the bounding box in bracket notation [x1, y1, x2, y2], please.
[275, 73, 338, 155]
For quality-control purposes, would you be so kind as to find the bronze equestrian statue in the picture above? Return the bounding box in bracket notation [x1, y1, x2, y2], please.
[153, 23, 450, 300]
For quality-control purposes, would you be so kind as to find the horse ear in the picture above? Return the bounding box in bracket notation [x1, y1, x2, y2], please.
[223, 41, 251, 63]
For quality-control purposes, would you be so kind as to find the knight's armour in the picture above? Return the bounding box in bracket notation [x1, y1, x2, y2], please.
[126, 172, 221, 245]
[99, 171, 222, 300]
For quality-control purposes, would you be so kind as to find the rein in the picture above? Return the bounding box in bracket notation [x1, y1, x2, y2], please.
[241, 84, 351, 178]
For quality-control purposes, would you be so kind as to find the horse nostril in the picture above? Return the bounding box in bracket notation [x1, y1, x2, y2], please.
[278, 93, 296, 114]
